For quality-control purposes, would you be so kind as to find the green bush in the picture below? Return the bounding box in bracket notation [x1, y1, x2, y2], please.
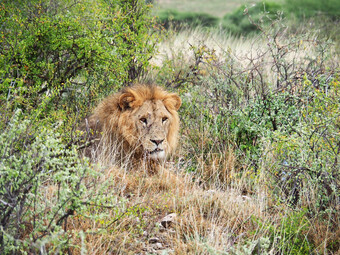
[285, 0, 340, 20]
[0, 0, 158, 117]
[174, 22, 339, 216]
[267, 76, 339, 213]
[0, 1, 160, 252]
[158, 9, 219, 29]
[0, 110, 94, 253]
[222, 1, 284, 35]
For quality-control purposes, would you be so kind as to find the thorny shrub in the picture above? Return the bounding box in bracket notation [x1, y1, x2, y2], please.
[0, 109, 138, 254]
[0, 0, 159, 253]
[159, 21, 339, 252]
[266, 76, 339, 214]
[0, 110, 94, 253]
[167, 21, 339, 216]
[0, 0, 159, 118]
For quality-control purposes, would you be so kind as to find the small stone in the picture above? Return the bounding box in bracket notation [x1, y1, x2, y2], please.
[161, 213, 177, 228]
[242, 195, 251, 200]
[155, 242, 163, 249]
[149, 237, 160, 244]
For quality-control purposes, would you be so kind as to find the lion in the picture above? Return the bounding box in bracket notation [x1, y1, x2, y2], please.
[86, 84, 181, 173]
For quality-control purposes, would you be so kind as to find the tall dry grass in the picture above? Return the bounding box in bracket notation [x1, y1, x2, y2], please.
[64, 149, 272, 254]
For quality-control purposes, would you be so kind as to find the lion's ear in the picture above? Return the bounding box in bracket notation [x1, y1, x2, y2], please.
[164, 94, 181, 111]
[118, 92, 135, 110]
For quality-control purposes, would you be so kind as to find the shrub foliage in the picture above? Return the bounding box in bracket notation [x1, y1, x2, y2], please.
[0, 0, 158, 114]
[0, 0, 158, 253]
[171, 19, 339, 235]
[0, 110, 94, 253]
[222, 1, 283, 35]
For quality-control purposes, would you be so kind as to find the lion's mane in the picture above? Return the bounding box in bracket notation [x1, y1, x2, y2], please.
[88, 84, 181, 166]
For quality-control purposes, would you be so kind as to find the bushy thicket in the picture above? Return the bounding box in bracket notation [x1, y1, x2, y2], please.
[222, 0, 340, 35]
[0, 0, 158, 117]
[157, 0, 339, 36]
[0, 0, 158, 253]
[285, 0, 340, 20]
[159, 22, 339, 253]
[0, 110, 94, 253]
[179, 29, 339, 213]
[222, 1, 283, 35]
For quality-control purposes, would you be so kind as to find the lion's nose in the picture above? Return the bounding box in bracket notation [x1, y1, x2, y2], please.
[151, 139, 164, 146]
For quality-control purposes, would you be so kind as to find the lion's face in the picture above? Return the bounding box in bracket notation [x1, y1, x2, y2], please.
[109, 85, 182, 162]
[89, 85, 181, 165]
[131, 100, 173, 160]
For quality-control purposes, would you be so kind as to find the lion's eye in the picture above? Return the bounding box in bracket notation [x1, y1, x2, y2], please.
[140, 118, 147, 125]
[162, 117, 168, 123]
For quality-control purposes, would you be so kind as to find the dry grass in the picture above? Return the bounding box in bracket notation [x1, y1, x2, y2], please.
[151, 26, 338, 88]
[52, 134, 277, 254]
[64, 157, 272, 254]
[151, 27, 252, 67]
[21, 132, 272, 254]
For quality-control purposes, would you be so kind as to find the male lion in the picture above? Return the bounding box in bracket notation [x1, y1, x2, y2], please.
[87, 84, 181, 173]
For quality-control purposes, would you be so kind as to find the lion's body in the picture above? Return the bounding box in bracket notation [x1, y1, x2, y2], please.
[88, 84, 181, 172]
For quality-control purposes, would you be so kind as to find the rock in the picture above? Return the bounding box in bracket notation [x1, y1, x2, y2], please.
[154, 242, 163, 249]
[149, 237, 160, 244]
[242, 195, 251, 200]
[161, 213, 177, 228]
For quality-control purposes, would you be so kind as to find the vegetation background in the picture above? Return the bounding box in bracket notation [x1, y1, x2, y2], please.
[0, 0, 339, 254]
[155, 0, 259, 17]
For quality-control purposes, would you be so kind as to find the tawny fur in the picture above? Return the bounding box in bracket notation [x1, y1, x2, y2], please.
[88, 84, 181, 172]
